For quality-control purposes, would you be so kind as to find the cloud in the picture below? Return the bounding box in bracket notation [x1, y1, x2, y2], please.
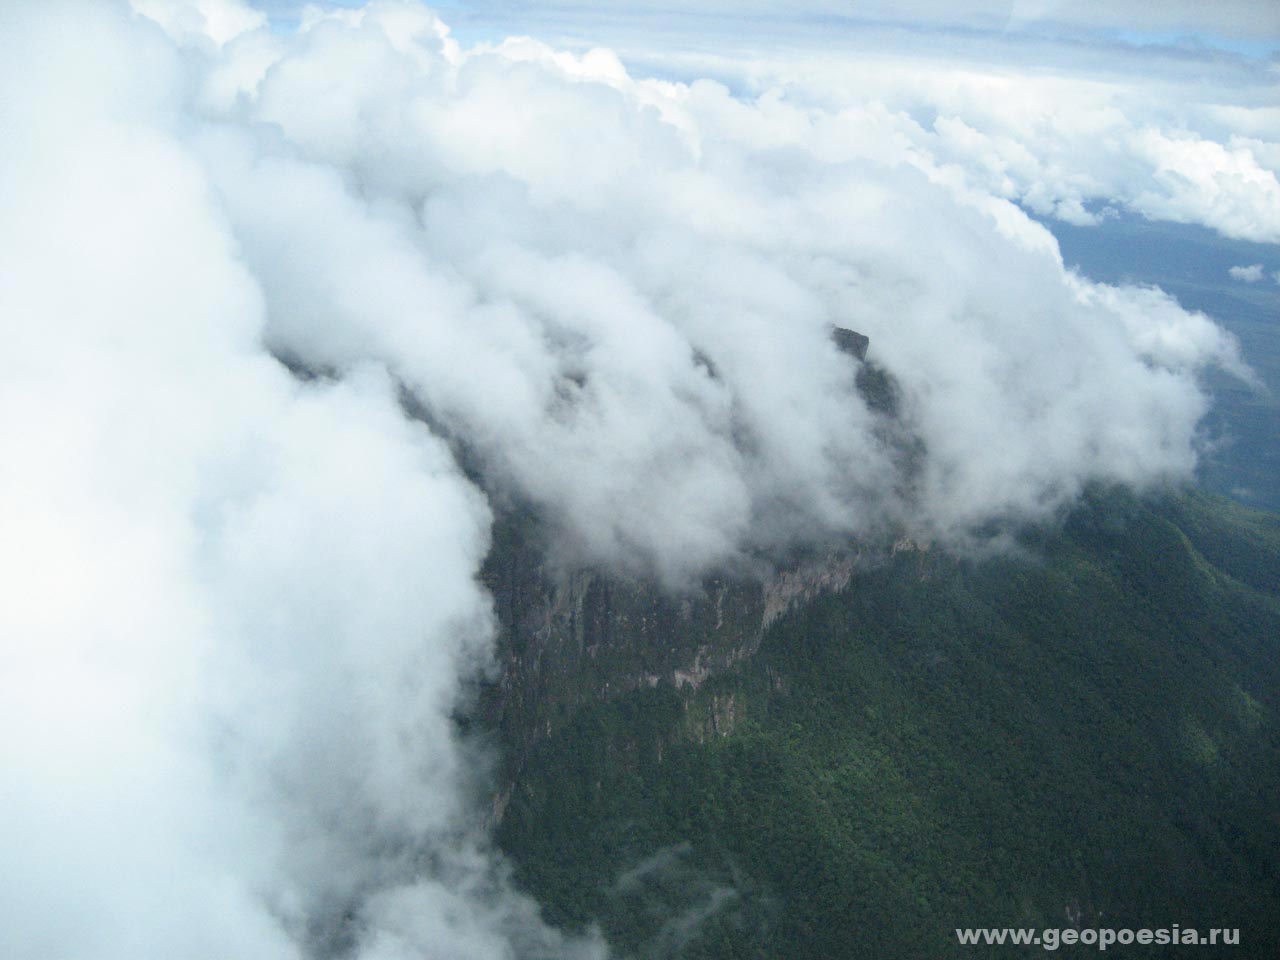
[466, 1, 1280, 245]
[130, 0, 265, 45]
[0, 0, 1254, 956]
[1126, 130, 1280, 243]
[660, 53, 1280, 243]
[269, 1, 1280, 43]
[198, 4, 1248, 554]
[1229, 263, 1266, 282]
[0, 2, 600, 957]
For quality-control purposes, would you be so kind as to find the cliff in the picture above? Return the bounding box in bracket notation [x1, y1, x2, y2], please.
[479, 328, 898, 798]
[488, 488, 1280, 959]
[479, 508, 877, 811]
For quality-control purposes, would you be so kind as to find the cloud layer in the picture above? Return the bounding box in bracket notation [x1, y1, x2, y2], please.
[0, 1, 1256, 957]
[265, 0, 1280, 43]
[614, 45, 1280, 245]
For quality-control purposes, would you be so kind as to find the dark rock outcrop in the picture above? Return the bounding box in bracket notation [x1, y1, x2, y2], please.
[831, 326, 870, 361]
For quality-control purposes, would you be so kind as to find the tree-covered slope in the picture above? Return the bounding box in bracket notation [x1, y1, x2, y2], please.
[496, 489, 1280, 958]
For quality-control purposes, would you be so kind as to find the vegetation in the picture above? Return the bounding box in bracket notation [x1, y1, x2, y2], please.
[496, 488, 1280, 958]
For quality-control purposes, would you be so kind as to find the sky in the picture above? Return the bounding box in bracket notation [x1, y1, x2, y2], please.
[1, 1, 1276, 958]
[261, 1, 1280, 48]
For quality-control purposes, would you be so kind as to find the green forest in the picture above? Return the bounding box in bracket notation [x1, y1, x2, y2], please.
[497, 488, 1280, 958]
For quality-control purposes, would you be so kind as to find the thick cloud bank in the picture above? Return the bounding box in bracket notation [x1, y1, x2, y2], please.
[0, 0, 1249, 957]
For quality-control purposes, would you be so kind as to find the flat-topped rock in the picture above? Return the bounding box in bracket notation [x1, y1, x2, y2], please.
[831, 326, 869, 360]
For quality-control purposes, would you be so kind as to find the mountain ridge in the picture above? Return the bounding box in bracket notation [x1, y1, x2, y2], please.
[484, 486, 1280, 958]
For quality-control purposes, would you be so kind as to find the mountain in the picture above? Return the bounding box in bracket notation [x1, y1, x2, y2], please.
[482, 487, 1280, 958]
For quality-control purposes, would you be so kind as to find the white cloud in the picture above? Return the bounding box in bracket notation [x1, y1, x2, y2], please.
[0, 3, 599, 957]
[131, 0, 265, 46]
[1127, 130, 1280, 243]
[475, 2, 1280, 245]
[280, 1, 1280, 42]
[0, 0, 1257, 956]
[702, 56, 1280, 243]
[1229, 263, 1266, 282]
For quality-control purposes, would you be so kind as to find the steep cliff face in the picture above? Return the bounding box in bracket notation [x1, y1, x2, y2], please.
[463, 322, 1280, 959]
[491, 489, 1280, 960]
[478, 330, 913, 801]
[479, 510, 877, 802]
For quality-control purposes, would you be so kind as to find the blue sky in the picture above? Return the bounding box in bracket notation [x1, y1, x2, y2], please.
[260, 0, 1280, 57]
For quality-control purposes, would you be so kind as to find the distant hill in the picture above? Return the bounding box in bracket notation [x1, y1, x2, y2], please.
[492, 488, 1280, 958]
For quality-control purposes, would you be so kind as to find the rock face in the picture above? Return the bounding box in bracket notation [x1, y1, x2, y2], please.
[479, 326, 914, 800]
[493, 489, 1280, 960]
[831, 326, 870, 361]
[479, 508, 897, 811]
[480, 511, 768, 793]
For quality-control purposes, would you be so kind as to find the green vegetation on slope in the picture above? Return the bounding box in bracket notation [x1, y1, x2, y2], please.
[496, 489, 1280, 958]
